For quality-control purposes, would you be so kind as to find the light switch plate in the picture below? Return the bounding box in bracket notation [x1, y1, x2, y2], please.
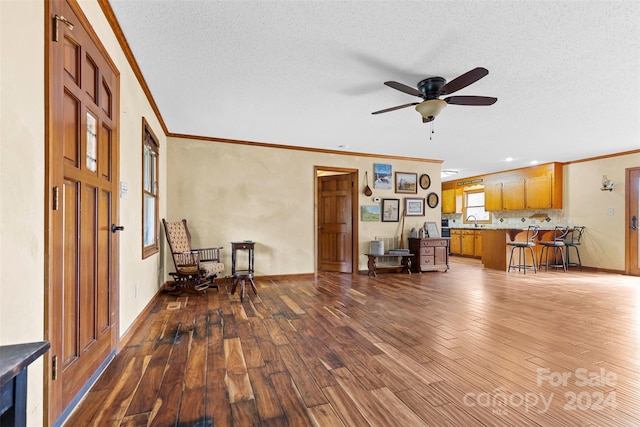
[120, 181, 128, 199]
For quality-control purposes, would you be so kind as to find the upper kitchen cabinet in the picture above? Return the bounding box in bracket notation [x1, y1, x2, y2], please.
[444, 162, 563, 212]
[442, 188, 463, 214]
[503, 180, 526, 210]
[484, 182, 503, 211]
[525, 175, 553, 209]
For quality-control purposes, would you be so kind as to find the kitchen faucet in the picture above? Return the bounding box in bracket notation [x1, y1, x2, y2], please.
[466, 214, 478, 227]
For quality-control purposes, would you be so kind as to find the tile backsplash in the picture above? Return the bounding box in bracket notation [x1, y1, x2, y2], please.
[444, 210, 576, 229]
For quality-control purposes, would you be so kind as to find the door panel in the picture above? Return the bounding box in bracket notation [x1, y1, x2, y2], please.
[62, 179, 79, 369]
[628, 168, 640, 276]
[317, 173, 353, 273]
[47, 0, 119, 422]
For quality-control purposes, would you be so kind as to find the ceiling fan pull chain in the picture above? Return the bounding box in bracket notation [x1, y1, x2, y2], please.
[430, 121, 435, 140]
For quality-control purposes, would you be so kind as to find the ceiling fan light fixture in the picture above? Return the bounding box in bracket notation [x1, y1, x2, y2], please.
[415, 99, 447, 120]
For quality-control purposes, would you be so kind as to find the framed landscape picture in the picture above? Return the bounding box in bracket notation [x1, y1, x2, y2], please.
[381, 198, 400, 222]
[373, 163, 392, 189]
[395, 172, 417, 194]
[405, 198, 425, 216]
[361, 205, 380, 222]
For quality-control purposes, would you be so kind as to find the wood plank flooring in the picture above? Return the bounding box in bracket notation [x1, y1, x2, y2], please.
[65, 258, 640, 426]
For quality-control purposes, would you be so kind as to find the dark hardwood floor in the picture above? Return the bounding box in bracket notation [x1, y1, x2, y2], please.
[65, 258, 640, 426]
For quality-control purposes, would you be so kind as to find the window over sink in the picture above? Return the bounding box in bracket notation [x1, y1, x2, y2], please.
[464, 189, 491, 225]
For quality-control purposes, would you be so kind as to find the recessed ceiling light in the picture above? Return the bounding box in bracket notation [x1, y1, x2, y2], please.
[530, 160, 539, 165]
[441, 169, 459, 177]
[338, 144, 349, 149]
[505, 157, 514, 162]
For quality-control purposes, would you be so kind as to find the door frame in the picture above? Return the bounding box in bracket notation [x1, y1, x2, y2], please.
[625, 166, 640, 276]
[44, 0, 121, 424]
[314, 166, 359, 275]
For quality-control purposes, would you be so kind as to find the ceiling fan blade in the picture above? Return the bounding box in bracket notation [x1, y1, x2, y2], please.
[384, 81, 423, 98]
[372, 102, 420, 115]
[439, 67, 489, 95]
[444, 96, 497, 106]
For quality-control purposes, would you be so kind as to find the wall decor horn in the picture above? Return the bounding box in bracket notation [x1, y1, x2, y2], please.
[364, 171, 372, 196]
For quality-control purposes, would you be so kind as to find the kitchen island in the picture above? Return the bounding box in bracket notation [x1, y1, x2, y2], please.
[481, 228, 560, 270]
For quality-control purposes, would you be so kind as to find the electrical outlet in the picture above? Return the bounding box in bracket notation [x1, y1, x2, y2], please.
[607, 208, 614, 216]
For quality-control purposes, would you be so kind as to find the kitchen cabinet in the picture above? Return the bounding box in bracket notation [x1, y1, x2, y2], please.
[462, 162, 563, 212]
[474, 230, 483, 257]
[408, 238, 449, 272]
[525, 175, 553, 209]
[453, 229, 482, 258]
[442, 188, 463, 214]
[503, 180, 525, 210]
[442, 189, 456, 213]
[450, 229, 462, 255]
[485, 175, 556, 211]
[461, 230, 475, 256]
[484, 182, 503, 211]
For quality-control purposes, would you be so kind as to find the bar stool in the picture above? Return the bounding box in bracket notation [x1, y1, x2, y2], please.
[538, 226, 570, 272]
[565, 226, 586, 270]
[508, 225, 539, 274]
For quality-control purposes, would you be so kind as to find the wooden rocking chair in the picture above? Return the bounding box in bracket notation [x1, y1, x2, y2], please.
[162, 219, 224, 293]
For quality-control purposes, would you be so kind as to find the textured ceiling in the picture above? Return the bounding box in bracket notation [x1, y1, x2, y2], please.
[108, 0, 640, 180]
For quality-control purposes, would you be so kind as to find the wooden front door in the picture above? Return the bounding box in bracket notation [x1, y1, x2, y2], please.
[627, 167, 640, 276]
[317, 171, 356, 273]
[46, 0, 120, 423]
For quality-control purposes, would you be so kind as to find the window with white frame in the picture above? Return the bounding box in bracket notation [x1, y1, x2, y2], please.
[464, 189, 491, 224]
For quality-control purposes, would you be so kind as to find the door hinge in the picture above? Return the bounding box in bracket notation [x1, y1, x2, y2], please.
[53, 186, 59, 210]
[52, 355, 58, 380]
[53, 15, 74, 42]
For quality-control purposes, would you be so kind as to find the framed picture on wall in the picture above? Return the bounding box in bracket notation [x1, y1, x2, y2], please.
[404, 198, 425, 216]
[361, 205, 380, 221]
[381, 198, 400, 222]
[395, 172, 417, 194]
[373, 163, 392, 189]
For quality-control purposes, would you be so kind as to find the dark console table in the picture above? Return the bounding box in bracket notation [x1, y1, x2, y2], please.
[364, 253, 414, 277]
[0, 341, 50, 427]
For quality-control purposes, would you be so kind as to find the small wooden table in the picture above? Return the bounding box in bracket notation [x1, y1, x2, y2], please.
[365, 253, 415, 277]
[230, 241, 257, 301]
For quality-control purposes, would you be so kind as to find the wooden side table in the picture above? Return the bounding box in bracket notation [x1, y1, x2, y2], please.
[364, 253, 414, 277]
[0, 341, 50, 427]
[230, 241, 257, 300]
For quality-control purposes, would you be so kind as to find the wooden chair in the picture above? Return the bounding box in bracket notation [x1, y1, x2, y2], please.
[162, 219, 224, 293]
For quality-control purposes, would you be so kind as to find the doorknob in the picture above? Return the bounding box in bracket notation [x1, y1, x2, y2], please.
[111, 224, 125, 233]
[632, 215, 637, 230]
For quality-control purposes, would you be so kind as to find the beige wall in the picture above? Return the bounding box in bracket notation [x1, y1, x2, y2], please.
[1, 1, 637, 426]
[0, 1, 167, 425]
[78, 0, 169, 337]
[166, 137, 442, 275]
[0, 1, 46, 424]
[563, 153, 640, 271]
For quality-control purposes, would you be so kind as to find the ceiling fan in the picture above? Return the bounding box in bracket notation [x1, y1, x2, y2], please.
[372, 67, 497, 123]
